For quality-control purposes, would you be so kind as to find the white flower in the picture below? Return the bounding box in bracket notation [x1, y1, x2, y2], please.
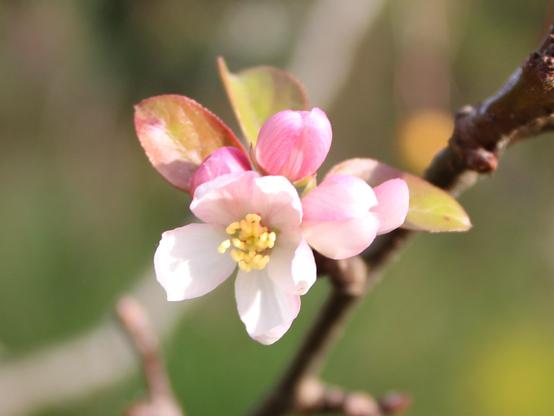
[154, 171, 316, 345]
[154, 167, 409, 344]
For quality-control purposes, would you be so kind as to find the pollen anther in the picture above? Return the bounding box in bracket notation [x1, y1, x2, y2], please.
[218, 213, 276, 271]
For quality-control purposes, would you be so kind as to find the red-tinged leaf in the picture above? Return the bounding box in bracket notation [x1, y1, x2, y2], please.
[327, 158, 472, 232]
[134, 95, 244, 192]
[218, 57, 309, 146]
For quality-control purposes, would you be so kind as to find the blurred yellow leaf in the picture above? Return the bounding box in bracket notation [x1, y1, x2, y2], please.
[398, 110, 453, 174]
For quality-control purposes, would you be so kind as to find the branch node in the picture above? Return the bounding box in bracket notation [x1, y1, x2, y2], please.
[378, 392, 412, 415]
[295, 378, 409, 416]
[461, 145, 498, 173]
[343, 392, 380, 416]
[455, 105, 474, 118]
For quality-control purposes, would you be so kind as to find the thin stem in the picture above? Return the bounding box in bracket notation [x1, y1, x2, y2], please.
[116, 297, 184, 416]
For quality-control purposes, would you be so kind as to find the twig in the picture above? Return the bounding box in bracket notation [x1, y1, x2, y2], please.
[294, 377, 410, 415]
[116, 297, 184, 416]
[252, 25, 554, 416]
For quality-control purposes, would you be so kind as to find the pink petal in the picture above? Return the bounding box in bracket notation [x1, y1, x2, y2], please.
[302, 175, 379, 259]
[235, 268, 301, 345]
[191, 172, 302, 231]
[154, 223, 235, 301]
[303, 215, 379, 260]
[302, 175, 377, 220]
[268, 234, 316, 295]
[190, 146, 251, 195]
[371, 179, 410, 235]
[254, 108, 332, 182]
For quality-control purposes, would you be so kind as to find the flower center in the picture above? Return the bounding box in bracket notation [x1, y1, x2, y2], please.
[217, 213, 277, 272]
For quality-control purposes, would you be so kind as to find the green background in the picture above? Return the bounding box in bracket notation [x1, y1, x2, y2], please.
[1, 0, 553, 415]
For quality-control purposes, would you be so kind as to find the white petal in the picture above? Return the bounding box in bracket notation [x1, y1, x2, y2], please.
[154, 223, 235, 301]
[303, 213, 379, 260]
[251, 175, 303, 231]
[190, 171, 259, 226]
[193, 171, 254, 200]
[235, 269, 301, 345]
[268, 234, 316, 295]
[191, 172, 302, 232]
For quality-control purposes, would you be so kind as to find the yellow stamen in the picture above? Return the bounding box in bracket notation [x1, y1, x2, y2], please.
[268, 232, 276, 248]
[232, 238, 245, 249]
[217, 213, 277, 272]
[217, 239, 231, 254]
[225, 222, 240, 234]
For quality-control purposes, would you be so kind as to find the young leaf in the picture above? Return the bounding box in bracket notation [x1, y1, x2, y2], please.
[217, 57, 309, 146]
[327, 158, 472, 232]
[134, 94, 244, 192]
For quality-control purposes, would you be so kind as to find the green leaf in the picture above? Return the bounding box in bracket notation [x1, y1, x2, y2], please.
[218, 57, 309, 146]
[134, 95, 244, 192]
[327, 158, 472, 232]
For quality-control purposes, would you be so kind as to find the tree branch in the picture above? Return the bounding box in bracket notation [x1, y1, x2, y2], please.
[116, 297, 184, 416]
[252, 25, 554, 416]
[294, 378, 410, 415]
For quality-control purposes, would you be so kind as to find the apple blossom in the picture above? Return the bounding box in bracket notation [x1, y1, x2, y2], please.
[151, 99, 411, 345]
[254, 108, 332, 182]
[155, 171, 317, 345]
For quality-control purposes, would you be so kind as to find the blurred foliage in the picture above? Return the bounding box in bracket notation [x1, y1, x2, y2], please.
[1, 0, 553, 415]
[397, 110, 453, 174]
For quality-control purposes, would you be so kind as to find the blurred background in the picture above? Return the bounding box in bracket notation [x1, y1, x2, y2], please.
[1, 0, 554, 415]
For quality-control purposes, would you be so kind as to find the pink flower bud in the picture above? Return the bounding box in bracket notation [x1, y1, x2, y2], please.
[254, 108, 332, 182]
[190, 147, 251, 195]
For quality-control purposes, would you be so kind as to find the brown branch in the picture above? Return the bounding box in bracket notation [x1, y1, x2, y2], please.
[294, 378, 411, 416]
[116, 297, 184, 416]
[251, 25, 554, 416]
